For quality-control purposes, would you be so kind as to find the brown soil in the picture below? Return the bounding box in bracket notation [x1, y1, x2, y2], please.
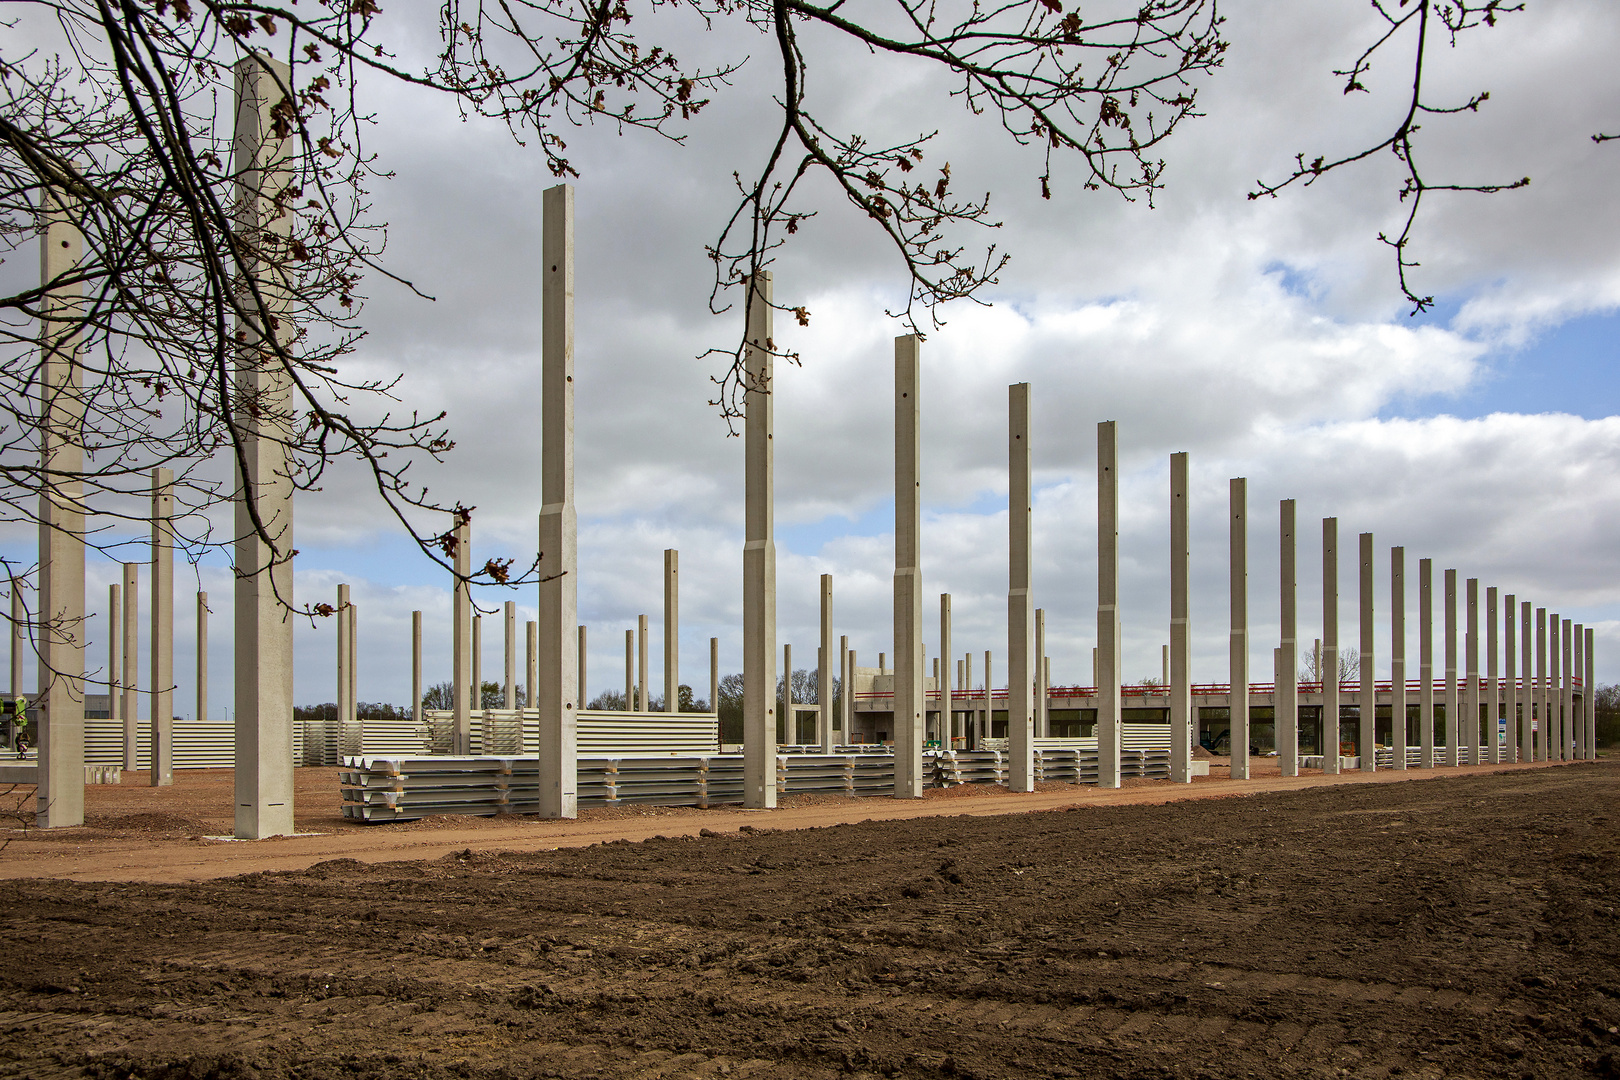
[1, 762, 1617, 1080]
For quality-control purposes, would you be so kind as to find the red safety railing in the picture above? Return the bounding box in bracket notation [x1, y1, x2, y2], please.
[854, 674, 1581, 702]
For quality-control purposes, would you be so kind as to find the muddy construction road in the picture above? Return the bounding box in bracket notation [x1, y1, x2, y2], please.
[1, 763, 1617, 1080]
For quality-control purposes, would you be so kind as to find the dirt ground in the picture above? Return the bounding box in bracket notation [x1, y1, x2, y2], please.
[0, 762, 1616, 1080]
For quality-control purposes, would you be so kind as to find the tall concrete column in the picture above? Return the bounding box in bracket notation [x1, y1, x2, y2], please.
[819, 574, 833, 750]
[108, 584, 121, 743]
[842, 637, 855, 748]
[893, 335, 925, 798]
[664, 550, 679, 714]
[1504, 595, 1517, 762]
[1573, 621, 1585, 760]
[1097, 421, 1122, 788]
[1229, 478, 1249, 779]
[570, 624, 579, 711]
[1006, 383, 1035, 792]
[1443, 570, 1458, 767]
[964, 651, 973, 746]
[624, 630, 633, 710]
[741, 272, 778, 805]
[1555, 621, 1568, 764]
[782, 642, 793, 744]
[709, 636, 719, 719]
[472, 616, 483, 710]
[122, 562, 138, 768]
[536, 182, 579, 816]
[1391, 548, 1406, 771]
[524, 621, 537, 708]
[451, 517, 472, 754]
[504, 600, 517, 710]
[1358, 532, 1374, 772]
[846, 645, 856, 742]
[1277, 497, 1297, 778]
[1465, 578, 1479, 766]
[939, 595, 953, 747]
[196, 592, 208, 724]
[37, 196, 87, 828]
[1322, 519, 1340, 774]
[1419, 559, 1433, 768]
[1171, 453, 1194, 782]
[1035, 608, 1047, 739]
[149, 467, 174, 787]
[9, 580, 23, 704]
[637, 614, 649, 711]
[232, 54, 296, 838]
[411, 611, 422, 722]
[1487, 587, 1499, 763]
[1585, 627, 1595, 759]
[1526, 604, 1539, 760]
[1535, 608, 1547, 761]
[336, 583, 350, 728]
[1549, 615, 1561, 760]
[348, 601, 357, 720]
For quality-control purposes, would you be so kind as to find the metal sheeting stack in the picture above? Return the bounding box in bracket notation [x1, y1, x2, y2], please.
[419, 709, 722, 756]
[778, 753, 900, 796]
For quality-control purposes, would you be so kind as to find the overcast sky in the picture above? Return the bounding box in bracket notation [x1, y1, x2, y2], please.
[12, 0, 1620, 715]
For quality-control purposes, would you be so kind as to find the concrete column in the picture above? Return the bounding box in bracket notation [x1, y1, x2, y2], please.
[1097, 421, 1122, 788]
[1487, 587, 1499, 764]
[1391, 548, 1406, 771]
[940, 595, 953, 747]
[842, 637, 855, 748]
[1007, 382, 1035, 792]
[108, 583, 121, 741]
[893, 334, 925, 798]
[1229, 478, 1249, 779]
[819, 574, 833, 751]
[1443, 570, 1458, 767]
[1585, 627, 1595, 759]
[1534, 607, 1547, 760]
[9, 581, 23, 706]
[196, 592, 208, 724]
[451, 517, 472, 754]
[1542, 615, 1555, 761]
[1358, 533, 1375, 772]
[1465, 578, 1479, 766]
[336, 583, 350, 729]
[232, 54, 296, 838]
[149, 467, 174, 787]
[571, 624, 581, 712]
[664, 549, 679, 714]
[637, 614, 649, 712]
[36, 192, 87, 828]
[1504, 595, 1517, 762]
[122, 563, 138, 768]
[1526, 603, 1539, 760]
[710, 636, 719, 718]
[741, 272, 777, 807]
[1171, 454, 1194, 782]
[525, 621, 538, 708]
[1277, 501, 1298, 777]
[411, 611, 422, 722]
[504, 600, 517, 711]
[472, 615, 483, 710]
[847, 646, 857, 742]
[348, 601, 357, 721]
[624, 630, 633, 710]
[1419, 559, 1433, 768]
[1555, 621, 1568, 764]
[1035, 608, 1047, 739]
[964, 650, 973, 743]
[536, 182, 578, 816]
[1322, 518, 1340, 774]
[1573, 621, 1585, 760]
[984, 650, 993, 746]
[783, 642, 793, 744]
